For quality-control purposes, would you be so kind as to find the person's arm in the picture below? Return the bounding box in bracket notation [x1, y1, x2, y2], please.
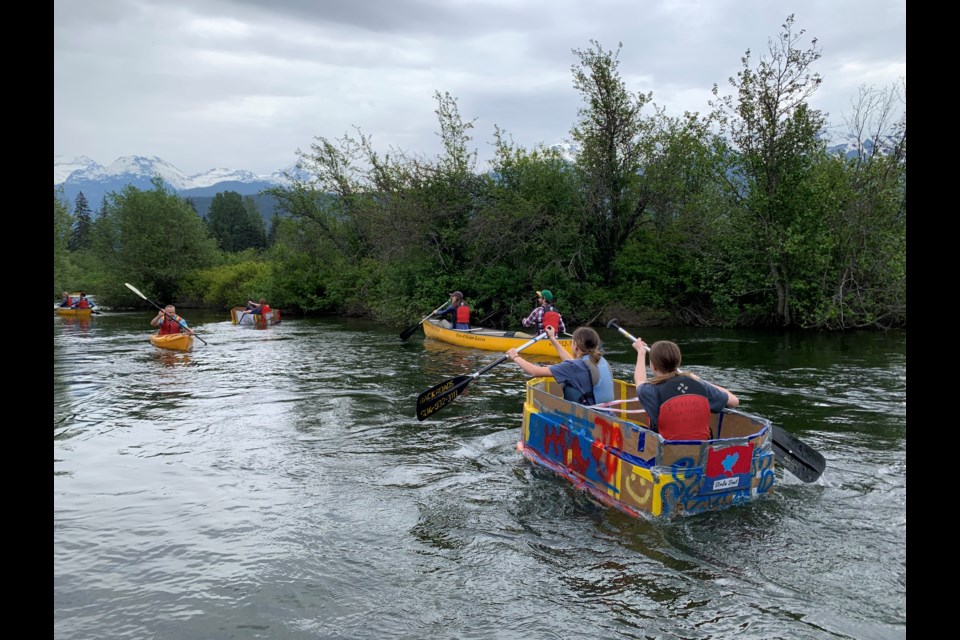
[546, 326, 572, 361]
[176, 317, 197, 335]
[632, 338, 649, 385]
[150, 311, 164, 327]
[706, 381, 739, 408]
[506, 348, 552, 377]
[521, 308, 536, 327]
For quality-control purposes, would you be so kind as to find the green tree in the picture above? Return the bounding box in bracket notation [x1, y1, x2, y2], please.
[810, 81, 906, 328]
[69, 191, 93, 250]
[54, 188, 74, 294]
[709, 14, 828, 326]
[569, 40, 657, 284]
[206, 191, 266, 252]
[242, 195, 267, 250]
[91, 177, 218, 303]
[475, 129, 587, 319]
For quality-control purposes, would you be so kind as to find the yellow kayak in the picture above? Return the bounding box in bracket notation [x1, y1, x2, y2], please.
[150, 333, 194, 351]
[422, 318, 571, 357]
[55, 307, 93, 317]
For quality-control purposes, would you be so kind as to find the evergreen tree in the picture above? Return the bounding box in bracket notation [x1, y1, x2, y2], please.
[266, 213, 282, 246]
[206, 191, 266, 252]
[242, 195, 267, 249]
[54, 188, 74, 294]
[69, 191, 93, 250]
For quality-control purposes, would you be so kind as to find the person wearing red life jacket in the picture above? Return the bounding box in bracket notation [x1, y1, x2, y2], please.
[632, 338, 739, 441]
[437, 291, 471, 330]
[150, 304, 195, 336]
[247, 298, 271, 315]
[75, 292, 91, 309]
[59, 291, 73, 308]
[521, 289, 566, 335]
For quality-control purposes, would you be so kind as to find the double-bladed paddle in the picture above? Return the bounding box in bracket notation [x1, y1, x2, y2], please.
[400, 303, 448, 341]
[125, 282, 208, 346]
[606, 318, 825, 483]
[416, 331, 548, 420]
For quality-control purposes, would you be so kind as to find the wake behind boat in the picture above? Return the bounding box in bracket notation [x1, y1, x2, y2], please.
[422, 318, 572, 357]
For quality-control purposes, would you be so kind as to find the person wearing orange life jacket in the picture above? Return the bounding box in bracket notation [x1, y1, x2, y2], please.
[150, 304, 195, 336]
[521, 289, 566, 335]
[632, 338, 739, 441]
[75, 292, 91, 309]
[59, 291, 73, 308]
[437, 291, 470, 330]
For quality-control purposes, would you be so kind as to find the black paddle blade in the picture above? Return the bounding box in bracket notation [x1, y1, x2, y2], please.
[416, 375, 473, 421]
[771, 425, 826, 483]
[399, 323, 422, 341]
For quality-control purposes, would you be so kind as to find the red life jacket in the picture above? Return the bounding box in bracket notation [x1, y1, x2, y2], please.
[261, 304, 271, 315]
[455, 304, 470, 324]
[158, 315, 185, 335]
[541, 308, 561, 333]
[655, 377, 712, 440]
[77, 298, 90, 309]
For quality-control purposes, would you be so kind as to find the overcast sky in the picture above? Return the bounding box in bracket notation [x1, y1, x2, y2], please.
[54, 0, 906, 177]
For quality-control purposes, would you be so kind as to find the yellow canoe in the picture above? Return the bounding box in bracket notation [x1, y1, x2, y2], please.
[55, 307, 93, 318]
[422, 318, 572, 357]
[150, 333, 194, 351]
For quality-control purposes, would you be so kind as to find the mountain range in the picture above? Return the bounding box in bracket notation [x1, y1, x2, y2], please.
[54, 135, 892, 218]
[53, 155, 298, 219]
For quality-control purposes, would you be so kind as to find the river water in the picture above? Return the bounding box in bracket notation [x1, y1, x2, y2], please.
[53, 311, 906, 640]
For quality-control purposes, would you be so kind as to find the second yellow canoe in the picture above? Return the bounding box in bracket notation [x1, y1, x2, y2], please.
[422, 318, 571, 357]
[55, 307, 93, 318]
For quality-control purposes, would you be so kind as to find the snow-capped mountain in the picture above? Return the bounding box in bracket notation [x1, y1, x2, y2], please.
[53, 155, 297, 214]
[53, 154, 289, 189]
[825, 134, 902, 160]
[54, 155, 101, 185]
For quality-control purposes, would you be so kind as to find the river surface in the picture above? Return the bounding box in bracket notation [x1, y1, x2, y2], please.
[53, 311, 906, 640]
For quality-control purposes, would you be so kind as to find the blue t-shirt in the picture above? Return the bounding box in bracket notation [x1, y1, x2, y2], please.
[637, 378, 728, 430]
[549, 359, 595, 404]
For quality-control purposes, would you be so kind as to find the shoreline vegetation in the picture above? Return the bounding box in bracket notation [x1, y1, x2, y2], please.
[54, 18, 905, 332]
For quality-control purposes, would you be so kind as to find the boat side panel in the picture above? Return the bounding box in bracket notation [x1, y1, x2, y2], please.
[521, 378, 776, 517]
[423, 320, 572, 357]
[150, 334, 194, 351]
